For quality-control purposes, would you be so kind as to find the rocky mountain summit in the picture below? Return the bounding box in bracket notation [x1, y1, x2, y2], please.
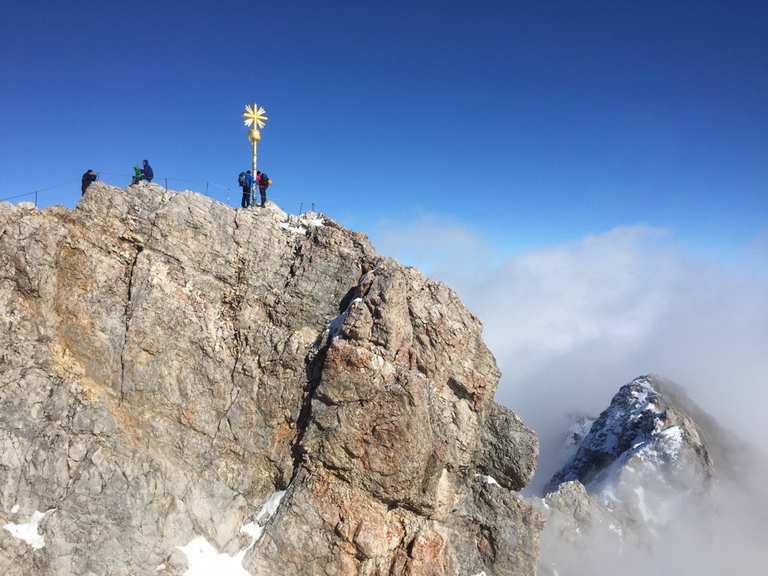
[546, 375, 715, 499]
[538, 375, 742, 576]
[0, 183, 540, 576]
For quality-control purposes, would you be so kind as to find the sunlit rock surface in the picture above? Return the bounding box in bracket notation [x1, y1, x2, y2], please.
[0, 183, 540, 576]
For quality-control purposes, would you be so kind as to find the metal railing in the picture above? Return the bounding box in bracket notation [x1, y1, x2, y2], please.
[0, 179, 85, 206]
[0, 191, 39, 206]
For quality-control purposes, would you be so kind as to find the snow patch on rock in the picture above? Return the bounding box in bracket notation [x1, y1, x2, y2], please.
[477, 474, 500, 487]
[3, 510, 50, 549]
[179, 491, 286, 576]
[279, 222, 307, 235]
[279, 212, 325, 235]
[326, 297, 363, 341]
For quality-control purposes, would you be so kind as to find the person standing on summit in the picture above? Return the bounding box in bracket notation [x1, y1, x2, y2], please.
[239, 170, 254, 208]
[142, 160, 154, 183]
[256, 170, 271, 208]
[81, 169, 97, 195]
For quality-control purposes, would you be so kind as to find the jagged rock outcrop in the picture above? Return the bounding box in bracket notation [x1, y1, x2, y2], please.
[0, 183, 540, 576]
[537, 481, 624, 576]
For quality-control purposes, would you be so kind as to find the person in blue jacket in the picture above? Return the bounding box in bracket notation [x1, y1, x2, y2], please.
[142, 160, 154, 183]
[240, 170, 254, 208]
[81, 169, 97, 195]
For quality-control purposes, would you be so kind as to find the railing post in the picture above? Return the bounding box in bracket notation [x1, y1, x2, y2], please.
[34, 190, 38, 208]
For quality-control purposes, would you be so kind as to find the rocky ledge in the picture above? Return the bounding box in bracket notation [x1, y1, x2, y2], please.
[0, 183, 540, 576]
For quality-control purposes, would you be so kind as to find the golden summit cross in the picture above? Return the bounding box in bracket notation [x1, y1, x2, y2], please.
[243, 103, 268, 176]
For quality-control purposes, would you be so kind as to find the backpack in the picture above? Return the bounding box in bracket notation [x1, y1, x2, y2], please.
[260, 173, 270, 188]
[238, 172, 246, 187]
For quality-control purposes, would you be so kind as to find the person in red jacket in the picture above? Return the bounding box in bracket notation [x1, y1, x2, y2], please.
[256, 170, 271, 207]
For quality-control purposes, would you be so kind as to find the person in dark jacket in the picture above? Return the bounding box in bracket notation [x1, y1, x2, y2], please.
[81, 169, 97, 196]
[142, 160, 154, 183]
[256, 170, 271, 207]
[241, 170, 254, 208]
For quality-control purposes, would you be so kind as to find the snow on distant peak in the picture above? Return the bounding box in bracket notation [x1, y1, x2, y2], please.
[3, 510, 51, 549]
[179, 490, 286, 576]
[565, 415, 596, 449]
[545, 374, 712, 504]
[545, 374, 717, 539]
[546, 377, 670, 493]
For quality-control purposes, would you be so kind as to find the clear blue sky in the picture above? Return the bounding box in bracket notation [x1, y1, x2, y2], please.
[1, 0, 766, 255]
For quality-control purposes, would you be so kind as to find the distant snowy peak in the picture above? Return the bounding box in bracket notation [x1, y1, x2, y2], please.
[545, 375, 713, 498]
[539, 375, 752, 575]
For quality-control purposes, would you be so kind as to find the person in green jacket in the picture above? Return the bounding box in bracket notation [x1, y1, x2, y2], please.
[131, 165, 144, 185]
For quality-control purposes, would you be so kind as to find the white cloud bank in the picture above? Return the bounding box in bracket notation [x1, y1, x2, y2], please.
[375, 217, 768, 486]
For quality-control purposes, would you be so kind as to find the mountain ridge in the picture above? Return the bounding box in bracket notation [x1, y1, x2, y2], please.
[0, 182, 540, 576]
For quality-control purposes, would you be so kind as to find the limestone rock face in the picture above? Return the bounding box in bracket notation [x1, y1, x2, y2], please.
[0, 183, 540, 576]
